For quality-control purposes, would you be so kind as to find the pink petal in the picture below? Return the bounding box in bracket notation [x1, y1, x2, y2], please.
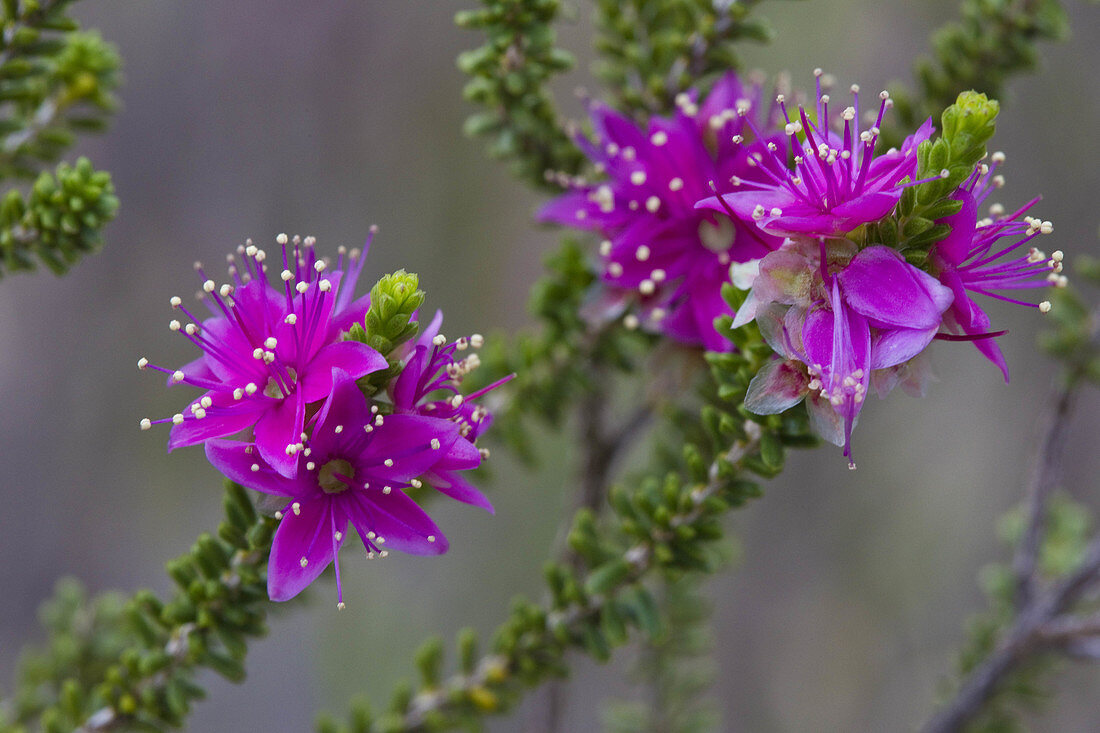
[254, 391, 305, 477]
[300, 341, 387, 403]
[744, 359, 809, 414]
[346, 490, 447, 556]
[837, 246, 950, 330]
[204, 439, 310, 498]
[424, 470, 494, 513]
[267, 499, 342, 602]
[167, 393, 267, 451]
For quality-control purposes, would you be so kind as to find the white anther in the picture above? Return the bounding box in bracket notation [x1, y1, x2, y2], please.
[650, 131, 668, 146]
[599, 240, 612, 257]
[669, 177, 684, 192]
[252, 347, 264, 360]
[650, 307, 666, 321]
[295, 282, 308, 294]
[451, 394, 464, 408]
[172, 413, 184, 425]
[410, 479, 423, 489]
[630, 170, 647, 185]
[382, 486, 392, 494]
[770, 207, 783, 217]
[991, 151, 1005, 163]
[219, 284, 232, 297]
[470, 334, 484, 348]
[430, 438, 441, 450]
[292, 502, 301, 515]
[1040, 221, 1053, 234]
[169, 296, 182, 308]
[651, 268, 666, 283]
[171, 370, 185, 383]
[645, 196, 661, 213]
[139, 418, 151, 430]
[299, 557, 308, 568]
[245, 382, 258, 395]
[1052, 250, 1064, 262]
[608, 262, 624, 277]
[281, 269, 294, 282]
[334, 531, 343, 542]
[284, 314, 297, 325]
[623, 314, 639, 330]
[250, 463, 260, 472]
[636, 245, 651, 261]
[306, 461, 316, 471]
[274, 511, 283, 520]
[334, 424, 343, 434]
[639, 279, 655, 295]
[185, 323, 199, 336]
[137, 357, 149, 369]
[1039, 301, 1052, 313]
[752, 205, 766, 220]
[318, 280, 332, 292]
[169, 320, 181, 331]
[428, 535, 436, 543]
[432, 334, 447, 346]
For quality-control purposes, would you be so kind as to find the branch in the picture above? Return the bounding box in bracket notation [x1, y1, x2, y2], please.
[923, 539, 1100, 733]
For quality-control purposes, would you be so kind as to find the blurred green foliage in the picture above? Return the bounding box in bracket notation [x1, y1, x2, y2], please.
[0, 0, 120, 278]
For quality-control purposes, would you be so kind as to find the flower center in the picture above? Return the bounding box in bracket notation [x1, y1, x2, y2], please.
[698, 215, 735, 253]
[318, 459, 355, 494]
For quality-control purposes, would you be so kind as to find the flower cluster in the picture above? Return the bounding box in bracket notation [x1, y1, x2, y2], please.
[141, 234, 498, 606]
[540, 72, 785, 351]
[544, 70, 1062, 463]
[719, 85, 1061, 465]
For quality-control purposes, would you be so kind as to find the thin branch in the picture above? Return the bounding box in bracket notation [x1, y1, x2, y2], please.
[1011, 376, 1081, 608]
[923, 538, 1100, 733]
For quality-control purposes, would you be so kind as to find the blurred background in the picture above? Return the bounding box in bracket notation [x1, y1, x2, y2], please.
[0, 1, 1098, 730]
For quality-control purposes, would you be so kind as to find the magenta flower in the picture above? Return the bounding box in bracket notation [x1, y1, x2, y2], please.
[697, 71, 934, 238]
[390, 310, 511, 513]
[539, 72, 784, 351]
[736, 238, 953, 465]
[206, 371, 480, 605]
[930, 154, 1061, 380]
[140, 233, 387, 477]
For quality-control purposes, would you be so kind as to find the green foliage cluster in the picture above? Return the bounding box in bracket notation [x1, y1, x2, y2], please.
[344, 269, 427, 396]
[1, 483, 277, 733]
[889, 0, 1069, 140]
[865, 91, 999, 265]
[593, 0, 785, 115]
[0, 156, 117, 276]
[0, 0, 120, 277]
[456, 0, 582, 189]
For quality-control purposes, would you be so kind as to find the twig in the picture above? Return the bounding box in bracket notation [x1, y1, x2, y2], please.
[533, 362, 655, 733]
[923, 537, 1100, 733]
[1011, 376, 1081, 608]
